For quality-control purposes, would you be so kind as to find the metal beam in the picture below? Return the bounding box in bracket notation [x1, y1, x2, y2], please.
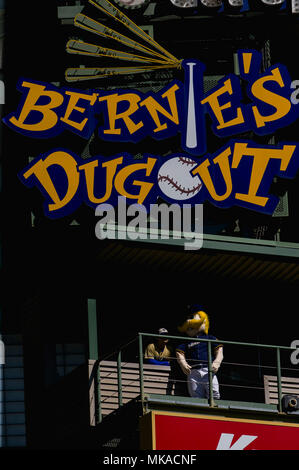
[87, 298, 98, 361]
[104, 223, 299, 259]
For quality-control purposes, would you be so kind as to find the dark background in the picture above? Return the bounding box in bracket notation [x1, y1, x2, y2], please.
[1, 2, 299, 445]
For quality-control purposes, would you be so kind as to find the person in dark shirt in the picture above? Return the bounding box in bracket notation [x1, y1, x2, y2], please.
[176, 305, 223, 399]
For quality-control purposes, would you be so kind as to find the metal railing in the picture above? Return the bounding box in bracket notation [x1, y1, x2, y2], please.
[94, 333, 297, 424]
[139, 333, 296, 410]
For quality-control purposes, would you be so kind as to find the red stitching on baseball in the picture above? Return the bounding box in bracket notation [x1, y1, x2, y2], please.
[178, 156, 196, 165]
[158, 175, 202, 195]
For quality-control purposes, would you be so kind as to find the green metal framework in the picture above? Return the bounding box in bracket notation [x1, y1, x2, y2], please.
[94, 332, 296, 424]
[105, 223, 299, 258]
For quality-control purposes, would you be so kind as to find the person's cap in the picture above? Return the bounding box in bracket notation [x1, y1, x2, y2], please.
[158, 328, 168, 335]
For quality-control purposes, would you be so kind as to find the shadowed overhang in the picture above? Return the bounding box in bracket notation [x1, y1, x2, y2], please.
[94, 235, 299, 284]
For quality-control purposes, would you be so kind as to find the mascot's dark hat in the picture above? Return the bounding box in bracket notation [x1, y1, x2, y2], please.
[187, 304, 205, 317]
[178, 304, 210, 334]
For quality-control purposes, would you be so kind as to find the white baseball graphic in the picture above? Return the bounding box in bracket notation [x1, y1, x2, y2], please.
[157, 156, 202, 200]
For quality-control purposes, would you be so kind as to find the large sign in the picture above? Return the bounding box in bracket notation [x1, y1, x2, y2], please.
[144, 411, 299, 450]
[4, 0, 299, 224]
[4, 49, 299, 220]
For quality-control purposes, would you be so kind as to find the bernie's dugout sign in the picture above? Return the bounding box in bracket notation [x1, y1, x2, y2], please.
[4, 49, 299, 219]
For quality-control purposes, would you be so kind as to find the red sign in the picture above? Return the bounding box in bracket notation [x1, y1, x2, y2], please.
[152, 412, 299, 450]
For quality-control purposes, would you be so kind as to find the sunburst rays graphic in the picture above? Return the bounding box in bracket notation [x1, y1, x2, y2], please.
[65, 0, 182, 83]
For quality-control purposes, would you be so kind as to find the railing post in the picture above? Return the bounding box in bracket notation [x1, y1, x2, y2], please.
[138, 333, 144, 405]
[207, 341, 215, 407]
[97, 360, 102, 424]
[88, 299, 101, 424]
[117, 350, 123, 407]
[276, 347, 282, 413]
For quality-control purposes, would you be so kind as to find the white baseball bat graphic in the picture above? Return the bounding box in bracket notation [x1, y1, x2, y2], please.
[186, 62, 197, 149]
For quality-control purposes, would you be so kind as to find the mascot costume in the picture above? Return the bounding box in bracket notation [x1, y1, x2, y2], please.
[176, 305, 223, 399]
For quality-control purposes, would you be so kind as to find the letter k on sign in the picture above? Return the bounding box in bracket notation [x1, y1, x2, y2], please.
[216, 433, 258, 450]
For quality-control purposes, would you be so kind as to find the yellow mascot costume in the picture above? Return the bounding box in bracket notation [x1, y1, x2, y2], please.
[176, 304, 223, 399]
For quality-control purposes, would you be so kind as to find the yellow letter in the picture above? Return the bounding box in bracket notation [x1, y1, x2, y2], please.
[60, 91, 98, 132]
[78, 157, 123, 204]
[232, 142, 296, 207]
[22, 151, 79, 212]
[251, 68, 292, 128]
[99, 93, 143, 135]
[139, 84, 180, 133]
[9, 81, 64, 132]
[192, 147, 233, 201]
[114, 158, 157, 204]
[201, 79, 244, 130]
